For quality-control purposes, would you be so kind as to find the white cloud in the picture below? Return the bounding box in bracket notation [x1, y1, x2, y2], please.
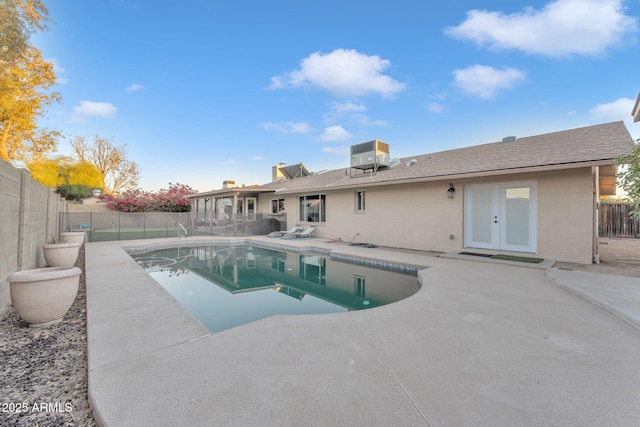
[589, 98, 635, 121]
[426, 93, 448, 113]
[323, 101, 367, 123]
[322, 146, 350, 155]
[429, 91, 448, 101]
[318, 125, 353, 142]
[427, 102, 447, 113]
[126, 83, 144, 91]
[349, 114, 390, 126]
[322, 101, 389, 126]
[71, 101, 117, 122]
[445, 0, 638, 57]
[452, 65, 526, 99]
[259, 121, 314, 134]
[268, 48, 406, 98]
[251, 156, 263, 161]
[219, 158, 237, 166]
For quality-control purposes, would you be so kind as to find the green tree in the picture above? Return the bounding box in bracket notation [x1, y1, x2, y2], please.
[616, 138, 640, 218]
[69, 135, 141, 194]
[66, 161, 104, 189]
[0, 0, 60, 163]
[27, 155, 104, 190]
[26, 155, 61, 187]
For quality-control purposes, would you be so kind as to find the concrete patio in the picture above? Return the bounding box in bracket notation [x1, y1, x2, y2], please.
[85, 237, 640, 426]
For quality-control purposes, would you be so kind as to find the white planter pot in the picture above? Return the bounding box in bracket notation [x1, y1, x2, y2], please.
[8, 267, 82, 328]
[60, 232, 85, 245]
[43, 242, 80, 267]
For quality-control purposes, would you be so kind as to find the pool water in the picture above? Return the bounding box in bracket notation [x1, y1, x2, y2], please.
[130, 245, 419, 332]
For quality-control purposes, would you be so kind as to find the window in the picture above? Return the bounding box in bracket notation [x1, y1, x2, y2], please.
[354, 275, 366, 297]
[271, 198, 285, 214]
[299, 194, 326, 223]
[271, 254, 286, 272]
[299, 255, 326, 285]
[355, 190, 366, 212]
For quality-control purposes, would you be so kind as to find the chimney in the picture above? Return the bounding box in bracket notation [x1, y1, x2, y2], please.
[222, 180, 236, 189]
[502, 136, 517, 143]
[272, 163, 286, 182]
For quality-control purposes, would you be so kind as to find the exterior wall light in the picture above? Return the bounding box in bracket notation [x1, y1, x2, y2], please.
[447, 183, 456, 199]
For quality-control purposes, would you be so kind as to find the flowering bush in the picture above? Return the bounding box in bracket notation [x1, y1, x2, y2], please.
[100, 183, 195, 212]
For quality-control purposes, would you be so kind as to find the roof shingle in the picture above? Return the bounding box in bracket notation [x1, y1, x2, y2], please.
[260, 121, 634, 193]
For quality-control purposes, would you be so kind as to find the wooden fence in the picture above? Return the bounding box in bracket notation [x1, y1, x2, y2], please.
[599, 203, 639, 237]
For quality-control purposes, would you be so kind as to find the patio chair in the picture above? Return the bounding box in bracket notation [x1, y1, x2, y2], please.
[281, 226, 315, 239]
[266, 226, 303, 238]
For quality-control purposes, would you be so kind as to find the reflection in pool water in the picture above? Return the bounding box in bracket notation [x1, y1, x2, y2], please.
[130, 245, 419, 332]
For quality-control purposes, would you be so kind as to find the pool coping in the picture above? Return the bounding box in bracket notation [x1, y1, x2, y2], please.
[123, 237, 425, 273]
[85, 236, 447, 426]
[85, 236, 640, 426]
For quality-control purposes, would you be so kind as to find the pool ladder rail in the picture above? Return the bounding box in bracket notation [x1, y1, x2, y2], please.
[178, 223, 188, 239]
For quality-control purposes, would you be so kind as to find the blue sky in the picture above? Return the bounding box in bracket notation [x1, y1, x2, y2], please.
[34, 0, 640, 192]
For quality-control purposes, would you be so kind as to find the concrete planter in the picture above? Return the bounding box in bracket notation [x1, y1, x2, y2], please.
[43, 242, 81, 267]
[8, 267, 82, 328]
[60, 232, 85, 245]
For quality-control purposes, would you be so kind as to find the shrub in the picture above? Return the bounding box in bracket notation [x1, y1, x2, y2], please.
[57, 185, 99, 201]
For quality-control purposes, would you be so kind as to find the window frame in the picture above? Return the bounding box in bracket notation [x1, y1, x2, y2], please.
[298, 194, 326, 223]
[354, 275, 366, 297]
[271, 198, 286, 214]
[355, 190, 366, 212]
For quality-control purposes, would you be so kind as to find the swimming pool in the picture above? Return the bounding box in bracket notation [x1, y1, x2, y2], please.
[130, 245, 420, 332]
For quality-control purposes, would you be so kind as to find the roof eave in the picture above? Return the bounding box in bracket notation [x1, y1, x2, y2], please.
[186, 188, 276, 199]
[633, 91, 640, 123]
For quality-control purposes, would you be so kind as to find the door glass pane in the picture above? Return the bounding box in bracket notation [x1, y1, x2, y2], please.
[299, 197, 305, 222]
[505, 187, 530, 245]
[472, 190, 493, 243]
[307, 195, 320, 222]
[247, 199, 256, 220]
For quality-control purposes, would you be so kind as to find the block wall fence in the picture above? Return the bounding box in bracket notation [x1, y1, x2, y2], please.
[0, 159, 66, 312]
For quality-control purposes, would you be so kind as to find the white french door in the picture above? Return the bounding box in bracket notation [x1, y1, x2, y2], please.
[237, 197, 257, 220]
[465, 182, 537, 253]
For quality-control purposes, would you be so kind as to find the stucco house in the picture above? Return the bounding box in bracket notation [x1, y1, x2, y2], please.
[189, 121, 633, 265]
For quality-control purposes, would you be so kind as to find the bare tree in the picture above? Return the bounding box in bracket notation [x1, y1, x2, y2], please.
[69, 135, 141, 194]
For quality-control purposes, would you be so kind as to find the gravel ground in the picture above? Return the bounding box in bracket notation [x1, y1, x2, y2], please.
[0, 246, 97, 427]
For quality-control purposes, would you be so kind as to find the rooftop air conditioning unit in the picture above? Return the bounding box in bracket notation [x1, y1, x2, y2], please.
[350, 140, 390, 171]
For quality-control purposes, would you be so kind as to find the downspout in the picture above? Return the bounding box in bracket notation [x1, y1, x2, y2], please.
[592, 166, 600, 264]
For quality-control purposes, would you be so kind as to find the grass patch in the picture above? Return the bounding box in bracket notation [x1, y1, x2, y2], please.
[491, 254, 544, 263]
